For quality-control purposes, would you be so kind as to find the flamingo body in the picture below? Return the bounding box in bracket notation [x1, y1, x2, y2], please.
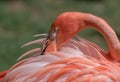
[1, 12, 120, 82]
[2, 37, 120, 82]
[0, 70, 7, 82]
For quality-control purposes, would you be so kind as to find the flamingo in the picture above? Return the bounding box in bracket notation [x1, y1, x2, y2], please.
[1, 12, 120, 82]
[0, 70, 7, 82]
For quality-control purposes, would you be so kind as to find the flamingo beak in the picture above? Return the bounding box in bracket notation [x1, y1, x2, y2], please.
[40, 30, 57, 55]
[40, 38, 53, 55]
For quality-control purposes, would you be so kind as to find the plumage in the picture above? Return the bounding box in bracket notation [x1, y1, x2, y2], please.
[2, 36, 120, 82]
[1, 12, 120, 82]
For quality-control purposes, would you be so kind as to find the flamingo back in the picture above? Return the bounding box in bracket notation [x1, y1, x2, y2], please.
[2, 34, 120, 82]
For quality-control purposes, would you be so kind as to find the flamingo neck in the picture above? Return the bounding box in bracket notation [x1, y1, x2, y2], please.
[83, 14, 120, 61]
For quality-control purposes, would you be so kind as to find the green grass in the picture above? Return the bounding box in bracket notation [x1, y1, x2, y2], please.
[0, 0, 120, 70]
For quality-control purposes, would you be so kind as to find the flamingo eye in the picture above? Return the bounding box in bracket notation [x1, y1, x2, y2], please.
[54, 27, 58, 32]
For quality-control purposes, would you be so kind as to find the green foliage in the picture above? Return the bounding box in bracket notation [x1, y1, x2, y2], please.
[0, 0, 120, 70]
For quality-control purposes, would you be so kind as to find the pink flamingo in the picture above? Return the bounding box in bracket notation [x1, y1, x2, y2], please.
[1, 12, 120, 82]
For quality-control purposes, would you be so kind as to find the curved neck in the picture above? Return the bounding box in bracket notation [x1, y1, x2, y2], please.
[83, 14, 120, 60]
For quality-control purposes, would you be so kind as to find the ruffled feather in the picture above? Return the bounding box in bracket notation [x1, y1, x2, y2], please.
[2, 34, 120, 82]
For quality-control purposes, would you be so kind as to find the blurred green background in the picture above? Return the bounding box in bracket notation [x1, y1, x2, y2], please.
[0, 0, 120, 70]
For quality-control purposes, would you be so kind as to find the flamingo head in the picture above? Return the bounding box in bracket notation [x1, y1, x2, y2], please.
[40, 12, 87, 54]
